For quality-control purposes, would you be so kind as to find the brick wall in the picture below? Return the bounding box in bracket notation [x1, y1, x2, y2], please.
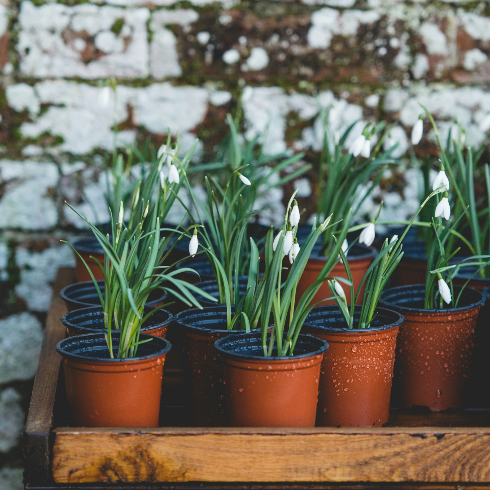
[0, 0, 489, 487]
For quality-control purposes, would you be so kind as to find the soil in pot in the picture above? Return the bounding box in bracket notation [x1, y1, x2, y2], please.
[175, 306, 250, 426]
[214, 333, 328, 427]
[61, 306, 173, 338]
[56, 333, 171, 427]
[60, 280, 169, 311]
[71, 238, 105, 283]
[380, 285, 485, 411]
[295, 243, 377, 306]
[305, 306, 403, 427]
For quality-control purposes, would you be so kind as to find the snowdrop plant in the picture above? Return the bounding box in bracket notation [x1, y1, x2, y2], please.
[330, 188, 446, 328]
[259, 194, 353, 356]
[317, 112, 398, 255]
[64, 199, 216, 359]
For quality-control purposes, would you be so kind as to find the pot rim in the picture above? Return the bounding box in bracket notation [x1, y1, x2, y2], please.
[175, 305, 246, 334]
[61, 305, 173, 333]
[304, 305, 404, 333]
[380, 284, 485, 314]
[56, 332, 171, 362]
[60, 280, 168, 308]
[214, 332, 328, 361]
[309, 243, 377, 262]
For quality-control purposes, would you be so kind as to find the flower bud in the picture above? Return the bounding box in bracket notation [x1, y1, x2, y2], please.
[359, 222, 375, 247]
[189, 229, 199, 257]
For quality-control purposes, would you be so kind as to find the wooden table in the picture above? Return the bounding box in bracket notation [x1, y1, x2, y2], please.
[24, 268, 490, 489]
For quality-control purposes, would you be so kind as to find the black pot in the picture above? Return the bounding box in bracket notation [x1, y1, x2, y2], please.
[61, 306, 173, 338]
[60, 280, 169, 311]
[176, 258, 216, 283]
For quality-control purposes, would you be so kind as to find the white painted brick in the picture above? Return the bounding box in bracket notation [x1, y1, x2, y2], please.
[10, 81, 226, 155]
[15, 244, 75, 311]
[18, 1, 149, 79]
[0, 160, 58, 230]
[0, 315, 43, 383]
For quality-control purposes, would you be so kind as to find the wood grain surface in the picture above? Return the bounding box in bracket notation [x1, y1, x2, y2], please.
[24, 267, 72, 484]
[52, 426, 490, 484]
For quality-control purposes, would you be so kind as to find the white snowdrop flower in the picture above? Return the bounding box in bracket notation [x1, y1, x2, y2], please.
[432, 170, 450, 192]
[239, 173, 251, 186]
[189, 230, 199, 257]
[361, 138, 371, 158]
[289, 241, 300, 264]
[338, 238, 349, 262]
[99, 86, 111, 108]
[350, 134, 365, 157]
[160, 170, 166, 189]
[283, 230, 293, 255]
[168, 163, 179, 184]
[435, 197, 450, 220]
[289, 201, 300, 227]
[334, 280, 346, 302]
[438, 278, 452, 304]
[411, 119, 424, 145]
[334, 129, 340, 145]
[390, 235, 398, 244]
[359, 223, 376, 247]
[272, 230, 282, 251]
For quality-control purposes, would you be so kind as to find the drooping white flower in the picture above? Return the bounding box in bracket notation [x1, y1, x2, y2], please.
[350, 134, 365, 157]
[168, 163, 180, 184]
[359, 222, 376, 247]
[283, 230, 294, 255]
[289, 201, 300, 227]
[432, 170, 450, 192]
[239, 173, 251, 186]
[334, 280, 347, 302]
[361, 138, 371, 158]
[272, 230, 282, 251]
[117, 201, 124, 226]
[289, 241, 300, 264]
[411, 119, 423, 145]
[338, 238, 349, 262]
[438, 278, 452, 304]
[189, 230, 199, 257]
[435, 197, 450, 220]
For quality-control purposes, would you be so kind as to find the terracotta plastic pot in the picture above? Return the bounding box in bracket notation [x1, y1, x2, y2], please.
[72, 238, 105, 283]
[214, 333, 328, 427]
[389, 242, 427, 287]
[61, 306, 173, 338]
[380, 285, 485, 411]
[60, 280, 168, 312]
[56, 333, 171, 427]
[296, 244, 376, 306]
[175, 306, 251, 426]
[305, 306, 403, 427]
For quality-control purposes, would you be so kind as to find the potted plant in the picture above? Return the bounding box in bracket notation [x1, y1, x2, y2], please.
[380, 157, 486, 411]
[214, 195, 352, 427]
[57, 193, 214, 428]
[296, 115, 397, 305]
[304, 180, 449, 426]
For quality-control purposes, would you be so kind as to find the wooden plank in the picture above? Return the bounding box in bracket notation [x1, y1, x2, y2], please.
[24, 267, 73, 484]
[52, 426, 490, 484]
